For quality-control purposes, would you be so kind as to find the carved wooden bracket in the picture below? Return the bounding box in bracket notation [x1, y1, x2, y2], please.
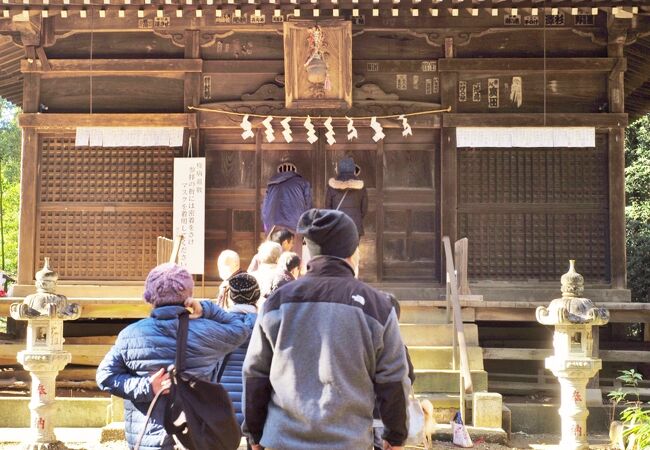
[241, 81, 400, 103]
[353, 83, 399, 101]
[241, 83, 284, 102]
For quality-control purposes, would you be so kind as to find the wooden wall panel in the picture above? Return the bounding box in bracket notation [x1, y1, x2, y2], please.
[456, 29, 607, 59]
[352, 33, 444, 60]
[455, 73, 608, 114]
[45, 32, 184, 59]
[201, 33, 283, 60]
[36, 135, 179, 280]
[457, 135, 609, 282]
[40, 76, 184, 113]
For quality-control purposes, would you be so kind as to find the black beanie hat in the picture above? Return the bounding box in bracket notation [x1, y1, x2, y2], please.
[297, 209, 359, 259]
[228, 273, 260, 305]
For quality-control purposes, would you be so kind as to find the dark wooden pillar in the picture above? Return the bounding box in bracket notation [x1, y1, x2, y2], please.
[17, 127, 38, 285]
[16, 64, 41, 285]
[607, 18, 628, 289]
[184, 29, 201, 155]
[440, 38, 458, 280]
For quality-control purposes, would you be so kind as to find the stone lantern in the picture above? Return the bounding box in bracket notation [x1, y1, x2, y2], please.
[9, 258, 81, 450]
[536, 260, 609, 450]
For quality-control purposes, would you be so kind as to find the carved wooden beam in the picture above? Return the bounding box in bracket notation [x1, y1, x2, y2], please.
[444, 113, 628, 128]
[438, 57, 625, 73]
[21, 58, 203, 75]
[18, 113, 198, 129]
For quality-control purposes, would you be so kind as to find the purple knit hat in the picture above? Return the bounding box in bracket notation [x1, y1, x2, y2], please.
[144, 263, 194, 307]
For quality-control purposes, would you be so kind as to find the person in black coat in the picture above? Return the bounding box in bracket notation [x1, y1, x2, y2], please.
[219, 273, 260, 431]
[326, 157, 368, 237]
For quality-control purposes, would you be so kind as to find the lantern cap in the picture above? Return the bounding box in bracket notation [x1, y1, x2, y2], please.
[536, 260, 610, 326]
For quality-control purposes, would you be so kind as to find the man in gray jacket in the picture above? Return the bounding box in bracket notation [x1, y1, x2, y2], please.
[243, 208, 409, 450]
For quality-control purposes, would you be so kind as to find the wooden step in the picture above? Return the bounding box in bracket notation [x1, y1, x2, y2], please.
[399, 306, 475, 324]
[400, 323, 479, 346]
[414, 369, 488, 393]
[409, 346, 484, 370]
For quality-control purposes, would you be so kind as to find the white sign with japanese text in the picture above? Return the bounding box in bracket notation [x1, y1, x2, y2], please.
[173, 158, 206, 274]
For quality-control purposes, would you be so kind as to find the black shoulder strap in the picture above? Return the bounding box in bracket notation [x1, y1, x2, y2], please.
[216, 353, 232, 382]
[335, 190, 349, 211]
[176, 311, 190, 373]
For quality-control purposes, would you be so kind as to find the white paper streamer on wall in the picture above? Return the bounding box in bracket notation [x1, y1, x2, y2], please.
[304, 116, 318, 144]
[346, 116, 358, 140]
[370, 117, 385, 143]
[240, 114, 255, 140]
[75, 127, 184, 147]
[324, 117, 336, 146]
[262, 116, 275, 143]
[281, 117, 293, 143]
[398, 114, 413, 137]
[456, 127, 595, 148]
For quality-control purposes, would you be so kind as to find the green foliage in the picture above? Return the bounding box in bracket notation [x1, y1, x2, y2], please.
[0, 97, 21, 277]
[609, 370, 650, 450]
[626, 115, 650, 303]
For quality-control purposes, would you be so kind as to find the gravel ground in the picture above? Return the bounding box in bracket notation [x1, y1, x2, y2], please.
[0, 435, 614, 450]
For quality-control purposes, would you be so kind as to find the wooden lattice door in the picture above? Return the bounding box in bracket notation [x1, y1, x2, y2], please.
[324, 128, 440, 282]
[203, 128, 318, 280]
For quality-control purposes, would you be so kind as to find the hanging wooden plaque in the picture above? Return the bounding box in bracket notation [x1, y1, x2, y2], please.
[283, 20, 352, 109]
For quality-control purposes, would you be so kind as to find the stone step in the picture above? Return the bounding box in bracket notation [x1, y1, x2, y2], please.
[0, 397, 111, 428]
[408, 346, 484, 371]
[399, 323, 479, 346]
[433, 423, 508, 445]
[399, 305, 475, 324]
[414, 369, 489, 393]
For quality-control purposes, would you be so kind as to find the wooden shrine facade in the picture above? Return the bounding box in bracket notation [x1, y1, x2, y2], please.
[1, 1, 649, 299]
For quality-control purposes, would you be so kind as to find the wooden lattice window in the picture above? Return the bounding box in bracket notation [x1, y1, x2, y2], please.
[38, 210, 173, 280]
[40, 135, 179, 203]
[458, 137, 609, 282]
[458, 212, 608, 281]
[37, 134, 179, 280]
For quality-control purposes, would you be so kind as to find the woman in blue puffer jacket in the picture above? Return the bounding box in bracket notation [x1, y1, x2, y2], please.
[218, 272, 259, 429]
[96, 263, 255, 450]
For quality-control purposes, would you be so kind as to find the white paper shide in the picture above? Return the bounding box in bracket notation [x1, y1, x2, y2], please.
[173, 158, 206, 275]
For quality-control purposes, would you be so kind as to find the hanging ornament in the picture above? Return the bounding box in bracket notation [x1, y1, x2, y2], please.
[346, 116, 358, 140]
[304, 116, 318, 144]
[398, 114, 413, 137]
[262, 116, 275, 143]
[324, 117, 336, 146]
[240, 114, 254, 140]
[281, 117, 293, 143]
[370, 117, 385, 142]
[304, 25, 332, 97]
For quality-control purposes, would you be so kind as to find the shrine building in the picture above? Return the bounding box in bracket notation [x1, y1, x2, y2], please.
[0, 0, 649, 406]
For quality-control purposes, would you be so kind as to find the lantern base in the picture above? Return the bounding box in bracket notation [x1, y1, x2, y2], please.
[22, 441, 68, 450]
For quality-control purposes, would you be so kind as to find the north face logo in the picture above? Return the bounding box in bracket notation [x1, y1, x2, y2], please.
[352, 295, 365, 306]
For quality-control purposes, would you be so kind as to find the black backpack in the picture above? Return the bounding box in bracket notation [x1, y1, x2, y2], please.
[135, 311, 241, 450]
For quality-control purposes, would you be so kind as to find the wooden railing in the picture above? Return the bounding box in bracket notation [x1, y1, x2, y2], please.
[442, 236, 474, 422]
[156, 235, 183, 265]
